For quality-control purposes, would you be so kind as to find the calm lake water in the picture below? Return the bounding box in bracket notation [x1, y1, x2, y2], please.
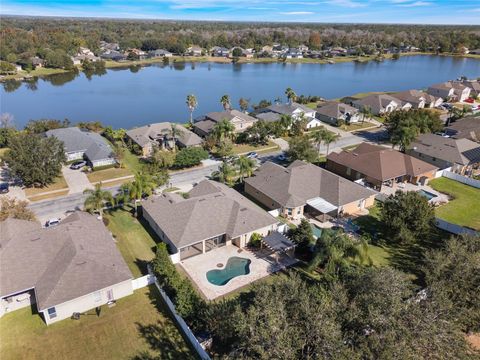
[1, 55, 479, 129]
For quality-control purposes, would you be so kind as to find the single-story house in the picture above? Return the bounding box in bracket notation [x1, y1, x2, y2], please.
[264, 102, 320, 129]
[392, 90, 438, 109]
[316, 101, 361, 126]
[407, 133, 480, 175]
[459, 79, 480, 97]
[445, 116, 480, 142]
[148, 49, 173, 58]
[0, 212, 133, 325]
[100, 50, 127, 61]
[187, 46, 203, 56]
[126, 122, 203, 157]
[45, 127, 116, 168]
[326, 143, 438, 191]
[352, 94, 411, 116]
[142, 180, 278, 263]
[427, 81, 471, 102]
[31, 56, 45, 69]
[244, 160, 377, 222]
[193, 109, 257, 137]
[210, 46, 230, 57]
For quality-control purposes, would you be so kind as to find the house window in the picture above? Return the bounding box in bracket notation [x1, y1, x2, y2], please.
[47, 307, 57, 319]
[346, 167, 351, 176]
[287, 208, 293, 215]
[93, 291, 101, 302]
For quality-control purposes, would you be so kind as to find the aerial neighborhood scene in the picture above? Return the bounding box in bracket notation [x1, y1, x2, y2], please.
[1, 1, 480, 359]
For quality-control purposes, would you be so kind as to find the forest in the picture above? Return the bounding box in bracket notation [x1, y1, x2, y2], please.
[1, 16, 480, 67]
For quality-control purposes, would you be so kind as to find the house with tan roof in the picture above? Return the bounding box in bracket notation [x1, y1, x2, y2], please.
[392, 89, 443, 109]
[142, 180, 278, 263]
[427, 81, 471, 102]
[193, 109, 257, 137]
[326, 143, 438, 191]
[0, 212, 133, 325]
[244, 160, 376, 222]
[407, 133, 480, 175]
[445, 116, 480, 142]
[352, 94, 411, 116]
[126, 122, 203, 157]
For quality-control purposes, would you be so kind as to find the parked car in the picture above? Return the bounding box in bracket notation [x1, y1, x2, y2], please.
[277, 154, 287, 161]
[464, 98, 474, 104]
[70, 160, 87, 170]
[45, 218, 61, 227]
[0, 182, 9, 194]
[246, 152, 258, 159]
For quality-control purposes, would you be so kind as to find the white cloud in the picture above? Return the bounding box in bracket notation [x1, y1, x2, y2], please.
[397, 1, 432, 7]
[279, 11, 315, 15]
[325, 0, 366, 8]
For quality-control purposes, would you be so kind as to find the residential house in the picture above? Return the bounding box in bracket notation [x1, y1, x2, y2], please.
[445, 116, 480, 142]
[142, 180, 278, 263]
[407, 133, 480, 175]
[244, 160, 377, 222]
[469, 49, 480, 55]
[427, 81, 471, 102]
[210, 46, 230, 57]
[284, 48, 303, 59]
[99, 41, 120, 52]
[45, 127, 116, 168]
[329, 47, 347, 56]
[264, 102, 320, 129]
[326, 143, 438, 191]
[100, 50, 127, 61]
[459, 79, 480, 97]
[148, 49, 173, 58]
[127, 48, 147, 60]
[0, 212, 133, 325]
[126, 122, 203, 157]
[316, 101, 360, 126]
[193, 109, 257, 137]
[31, 56, 45, 69]
[187, 46, 203, 56]
[392, 90, 431, 109]
[351, 94, 410, 116]
[298, 44, 309, 53]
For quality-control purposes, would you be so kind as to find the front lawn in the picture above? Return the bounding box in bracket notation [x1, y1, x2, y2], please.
[105, 206, 158, 277]
[86, 167, 132, 184]
[341, 121, 378, 132]
[232, 140, 279, 155]
[0, 286, 194, 360]
[429, 177, 480, 230]
[123, 148, 145, 173]
[24, 176, 68, 197]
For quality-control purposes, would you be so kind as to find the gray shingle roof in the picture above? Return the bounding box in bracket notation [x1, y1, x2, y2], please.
[411, 133, 480, 165]
[316, 101, 358, 119]
[267, 102, 313, 116]
[0, 212, 132, 310]
[352, 94, 401, 113]
[142, 180, 278, 249]
[46, 127, 115, 162]
[126, 122, 203, 148]
[244, 161, 376, 208]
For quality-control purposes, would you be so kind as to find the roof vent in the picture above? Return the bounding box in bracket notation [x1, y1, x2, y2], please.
[76, 261, 87, 266]
[240, 207, 248, 212]
[30, 237, 41, 242]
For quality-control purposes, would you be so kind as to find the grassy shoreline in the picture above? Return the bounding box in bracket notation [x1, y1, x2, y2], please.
[2, 52, 479, 82]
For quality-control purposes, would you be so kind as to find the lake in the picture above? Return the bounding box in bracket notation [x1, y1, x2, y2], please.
[1, 55, 479, 129]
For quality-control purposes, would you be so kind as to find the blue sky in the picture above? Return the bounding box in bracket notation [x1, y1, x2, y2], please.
[1, 0, 478, 25]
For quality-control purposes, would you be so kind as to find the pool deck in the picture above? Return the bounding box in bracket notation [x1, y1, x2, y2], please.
[380, 182, 449, 205]
[179, 245, 297, 300]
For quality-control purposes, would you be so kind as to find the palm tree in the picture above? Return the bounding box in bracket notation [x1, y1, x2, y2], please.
[285, 87, 297, 104]
[236, 156, 256, 182]
[321, 131, 341, 155]
[186, 94, 198, 125]
[279, 114, 293, 135]
[83, 183, 113, 217]
[169, 124, 179, 152]
[212, 161, 236, 186]
[220, 94, 231, 111]
[239, 97, 249, 113]
[212, 118, 235, 142]
[310, 129, 324, 154]
[360, 105, 372, 124]
[127, 173, 157, 216]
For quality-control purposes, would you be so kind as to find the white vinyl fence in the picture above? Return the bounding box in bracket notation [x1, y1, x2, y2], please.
[434, 167, 451, 179]
[442, 171, 480, 189]
[131, 274, 156, 290]
[435, 218, 479, 236]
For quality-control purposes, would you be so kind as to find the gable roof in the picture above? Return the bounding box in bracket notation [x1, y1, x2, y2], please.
[267, 102, 314, 116]
[352, 94, 400, 112]
[142, 180, 277, 249]
[205, 109, 256, 124]
[327, 143, 438, 181]
[410, 133, 480, 165]
[244, 160, 376, 209]
[316, 101, 358, 119]
[0, 212, 132, 310]
[445, 116, 480, 141]
[126, 122, 203, 148]
[45, 127, 115, 161]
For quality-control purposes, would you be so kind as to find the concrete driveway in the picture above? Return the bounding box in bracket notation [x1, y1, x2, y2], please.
[0, 164, 27, 201]
[62, 166, 93, 195]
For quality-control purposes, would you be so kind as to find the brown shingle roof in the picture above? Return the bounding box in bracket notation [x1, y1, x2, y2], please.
[0, 212, 132, 310]
[142, 180, 277, 249]
[327, 143, 438, 181]
[244, 160, 376, 208]
[445, 116, 480, 142]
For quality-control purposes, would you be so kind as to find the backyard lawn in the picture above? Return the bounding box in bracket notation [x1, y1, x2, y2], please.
[105, 206, 158, 277]
[0, 286, 194, 360]
[86, 167, 132, 184]
[429, 177, 480, 230]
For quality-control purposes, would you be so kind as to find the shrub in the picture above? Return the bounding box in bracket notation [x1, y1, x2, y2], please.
[174, 147, 208, 169]
[249, 232, 262, 248]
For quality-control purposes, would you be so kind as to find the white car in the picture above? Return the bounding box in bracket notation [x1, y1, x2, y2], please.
[45, 218, 61, 227]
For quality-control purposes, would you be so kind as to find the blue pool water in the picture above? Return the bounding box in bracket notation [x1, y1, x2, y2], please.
[206, 257, 251, 286]
[418, 189, 437, 201]
[311, 224, 323, 239]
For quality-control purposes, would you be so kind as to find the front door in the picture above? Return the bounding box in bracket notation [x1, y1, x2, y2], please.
[106, 289, 114, 302]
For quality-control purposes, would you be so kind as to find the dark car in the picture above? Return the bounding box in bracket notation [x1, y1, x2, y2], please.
[0, 183, 9, 194]
[70, 160, 87, 170]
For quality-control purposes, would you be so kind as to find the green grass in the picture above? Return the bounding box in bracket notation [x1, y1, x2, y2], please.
[341, 122, 378, 132]
[429, 177, 480, 230]
[105, 206, 158, 277]
[123, 148, 145, 174]
[24, 176, 68, 197]
[86, 167, 132, 184]
[232, 140, 279, 155]
[0, 147, 9, 160]
[365, 244, 391, 267]
[0, 286, 194, 360]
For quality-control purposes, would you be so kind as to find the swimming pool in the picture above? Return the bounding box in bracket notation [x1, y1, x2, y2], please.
[206, 257, 251, 286]
[311, 224, 323, 239]
[418, 189, 437, 201]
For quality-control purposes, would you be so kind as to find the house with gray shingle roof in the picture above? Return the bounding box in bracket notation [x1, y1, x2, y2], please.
[126, 122, 203, 157]
[45, 127, 116, 168]
[244, 160, 377, 221]
[257, 102, 320, 129]
[142, 180, 278, 263]
[351, 94, 411, 115]
[0, 212, 133, 325]
[316, 101, 360, 126]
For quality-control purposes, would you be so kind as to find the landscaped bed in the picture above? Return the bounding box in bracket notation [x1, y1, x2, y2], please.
[0, 286, 194, 360]
[429, 177, 480, 230]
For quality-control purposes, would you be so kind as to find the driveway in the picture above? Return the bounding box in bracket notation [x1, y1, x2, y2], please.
[0, 164, 27, 201]
[272, 137, 289, 151]
[62, 166, 93, 195]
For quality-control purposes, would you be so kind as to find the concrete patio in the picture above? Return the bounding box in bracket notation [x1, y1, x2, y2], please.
[380, 182, 449, 205]
[179, 244, 297, 300]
